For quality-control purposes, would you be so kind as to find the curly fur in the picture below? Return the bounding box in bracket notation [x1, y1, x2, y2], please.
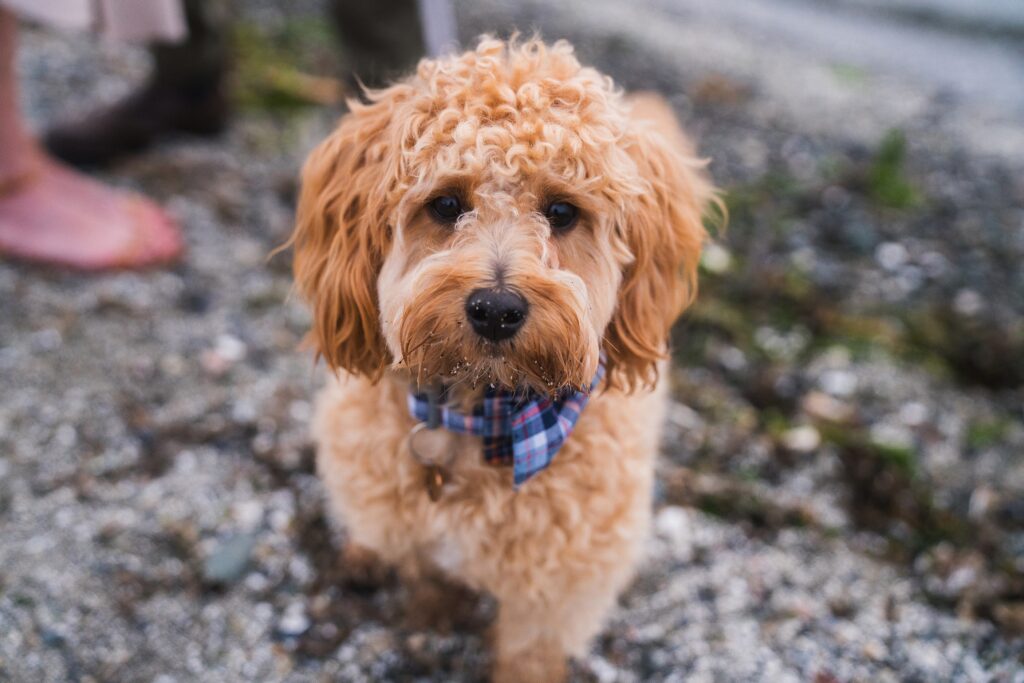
[289, 37, 717, 682]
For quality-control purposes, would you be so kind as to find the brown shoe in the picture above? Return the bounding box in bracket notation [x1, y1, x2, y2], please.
[43, 81, 229, 168]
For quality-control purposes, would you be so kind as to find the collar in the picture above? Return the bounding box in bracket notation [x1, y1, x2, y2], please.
[407, 356, 606, 487]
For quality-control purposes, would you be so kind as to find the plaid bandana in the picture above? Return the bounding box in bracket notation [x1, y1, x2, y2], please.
[407, 357, 606, 488]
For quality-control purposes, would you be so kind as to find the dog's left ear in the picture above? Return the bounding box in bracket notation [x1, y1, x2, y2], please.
[289, 90, 407, 379]
[605, 94, 718, 390]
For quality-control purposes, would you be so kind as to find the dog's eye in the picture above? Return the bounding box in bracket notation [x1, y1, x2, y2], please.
[428, 195, 464, 223]
[544, 201, 579, 233]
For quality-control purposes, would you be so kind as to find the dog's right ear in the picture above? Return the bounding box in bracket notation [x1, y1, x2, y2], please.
[289, 92, 406, 379]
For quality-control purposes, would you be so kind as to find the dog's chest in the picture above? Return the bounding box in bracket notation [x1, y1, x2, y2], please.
[426, 533, 464, 573]
[403, 438, 519, 572]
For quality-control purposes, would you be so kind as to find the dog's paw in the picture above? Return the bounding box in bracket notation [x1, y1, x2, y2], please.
[492, 653, 567, 683]
[401, 575, 481, 633]
[337, 541, 390, 590]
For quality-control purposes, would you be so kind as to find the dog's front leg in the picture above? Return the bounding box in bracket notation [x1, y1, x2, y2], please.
[492, 598, 569, 683]
[491, 575, 622, 683]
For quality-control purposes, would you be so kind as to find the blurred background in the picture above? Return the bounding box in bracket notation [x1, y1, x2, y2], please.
[1, 0, 1022, 680]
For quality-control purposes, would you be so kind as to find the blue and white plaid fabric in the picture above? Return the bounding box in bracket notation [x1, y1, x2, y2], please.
[408, 357, 606, 487]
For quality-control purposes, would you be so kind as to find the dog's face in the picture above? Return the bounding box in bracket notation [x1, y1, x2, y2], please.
[291, 39, 714, 395]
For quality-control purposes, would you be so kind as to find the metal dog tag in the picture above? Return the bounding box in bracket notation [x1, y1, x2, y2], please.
[423, 464, 449, 502]
[408, 423, 455, 502]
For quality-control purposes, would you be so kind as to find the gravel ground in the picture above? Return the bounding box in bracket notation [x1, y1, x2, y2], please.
[1, 2, 1023, 681]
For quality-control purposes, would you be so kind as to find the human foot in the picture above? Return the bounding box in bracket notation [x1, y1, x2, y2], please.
[0, 157, 183, 270]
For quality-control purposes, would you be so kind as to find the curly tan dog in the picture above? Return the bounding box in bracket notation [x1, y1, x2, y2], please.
[288, 37, 717, 682]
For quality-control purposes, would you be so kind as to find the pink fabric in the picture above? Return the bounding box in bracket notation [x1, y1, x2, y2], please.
[0, 0, 186, 43]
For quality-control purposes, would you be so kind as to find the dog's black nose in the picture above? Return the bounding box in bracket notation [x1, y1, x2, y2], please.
[465, 288, 528, 342]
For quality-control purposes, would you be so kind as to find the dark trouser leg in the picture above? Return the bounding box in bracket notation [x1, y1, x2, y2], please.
[329, 0, 427, 89]
[44, 0, 232, 167]
[150, 0, 231, 96]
